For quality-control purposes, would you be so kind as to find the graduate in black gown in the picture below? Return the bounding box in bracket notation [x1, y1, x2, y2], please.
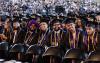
[37, 21, 49, 46]
[24, 19, 39, 45]
[75, 17, 85, 32]
[65, 18, 84, 49]
[47, 19, 67, 52]
[3, 17, 12, 43]
[11, 19, 21, 44]
[84, 21, 100, 53]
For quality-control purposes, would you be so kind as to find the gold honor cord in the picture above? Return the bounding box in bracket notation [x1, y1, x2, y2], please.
[69, 32, 76, 48]
[55, 33, 57, 46]
[92, 32, 96, 51]
[76, 32, 80, 48]
[38, 33, 44, 45]
[88, 32, 96, 52]
[96, 32, 98, 44]
[88, 36, 89, 51]
[50, 33, 52, 46]
[69, 33, 71, 48]
[13, 31, 17, 44]
[38, 30, 48, 45]
[69, 32, 80, 48]
[50, 31, 63, 46]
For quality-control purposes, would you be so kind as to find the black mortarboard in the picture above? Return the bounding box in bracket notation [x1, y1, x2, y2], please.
[67, 12, 75, 18]
[65, 18, 75, 24]
[13, 16, 20, 23]
[40, 18, 49, 24]
[51, 15, 57, 20]
[96, 12, 100, 15]
[6, 16, 10, 19]
[49, 19, 62, 26]
[86, 21, 96, 28]
[52, 19, 62, 24]
[29, 14, 37, 20]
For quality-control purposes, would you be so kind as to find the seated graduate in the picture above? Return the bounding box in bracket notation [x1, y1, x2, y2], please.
[84, 21, 100, 52]
[3, 16, 12, 43]
[47, 19, 67, 50]
[24, 19, 39, 45]
[11, 18, 21, 44]
[37, 19, 49, 46]
[75, 17, 85, 32]
[65, 18, 84, 49]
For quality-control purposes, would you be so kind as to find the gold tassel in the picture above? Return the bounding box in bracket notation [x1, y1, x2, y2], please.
[55, 33, 56, 46]
[69, 32, 71, 48]
[92, 32, 96, 51]
[50, 33, 52, 46]
[88, 36, 89, 51]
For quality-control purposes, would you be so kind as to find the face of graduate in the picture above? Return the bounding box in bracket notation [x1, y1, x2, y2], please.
[65, 23, 70, 30]
[30, 24, 36, 31]
[69, 23, 76, 32]
[96, 15, 100, 21]
[53, 22, 61, 31]
[86, 27, 94, 35]
[40, 22, 48, 31]
[13, 22, 20, 29]
[4, 23, 10, 29]
[75, 19, 82, 27]
[5, 18, 10, 22]
[61, 23, 65, 29]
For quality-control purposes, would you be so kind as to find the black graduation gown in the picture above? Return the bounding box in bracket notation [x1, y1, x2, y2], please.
[96, 32, 100, 50]
[65, 30, 84, 50]
[10, 29, 21, 44]
[15, 28, 27, 44]
[83, 32, 100, 52]
[47, 30, 67, 52]
[3, 30, 12, 43]
[37, 30, 49, 46]
[23, 30, 38, 45]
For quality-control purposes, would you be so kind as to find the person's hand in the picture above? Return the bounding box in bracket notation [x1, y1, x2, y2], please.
[0, 34, 7, 40]
[2, 34, 7, 40]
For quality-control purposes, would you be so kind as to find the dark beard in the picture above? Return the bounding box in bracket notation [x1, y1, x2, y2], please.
[54, 29, 60, 31]
[54, 27, 61, 31]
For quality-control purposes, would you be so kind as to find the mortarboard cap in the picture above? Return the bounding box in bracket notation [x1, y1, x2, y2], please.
[52, 19, 62, 24]
[65, 18, 75, 24]
[86, 21, 96, 28]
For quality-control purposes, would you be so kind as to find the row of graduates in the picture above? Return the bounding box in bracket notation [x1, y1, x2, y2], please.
[0, 15, 100, 53]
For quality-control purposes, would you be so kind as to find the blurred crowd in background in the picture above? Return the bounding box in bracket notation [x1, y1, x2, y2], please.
[0, 0, 100, 16]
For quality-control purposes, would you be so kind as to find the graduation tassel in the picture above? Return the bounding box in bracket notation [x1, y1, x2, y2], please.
[92, 32, 96, 51]
[50, 33, 52, 46]
[69, 33, 71, 48]
[96, 32, 98, 44]
[74, 39, 76, 48]
[77, 32, 80, 48]
[55, 33, 57, 46]
[88, 36, 90, 52]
